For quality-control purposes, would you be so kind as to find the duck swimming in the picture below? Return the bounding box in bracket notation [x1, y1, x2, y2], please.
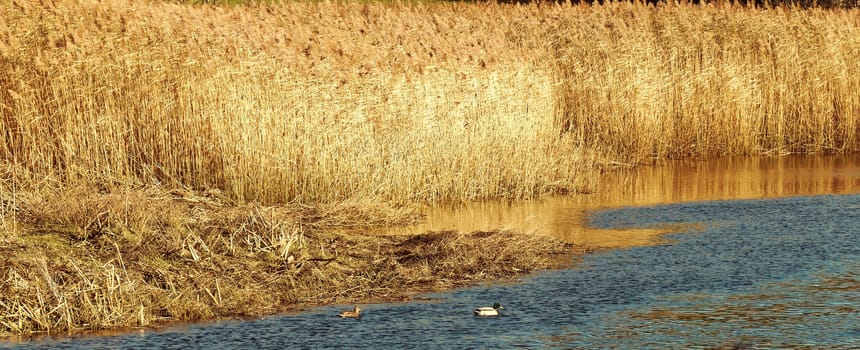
[474, 303, 503, 316]
[339, 306, 362, 318]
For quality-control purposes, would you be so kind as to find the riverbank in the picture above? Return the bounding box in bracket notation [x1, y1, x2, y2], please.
[0, 185, 588, 337]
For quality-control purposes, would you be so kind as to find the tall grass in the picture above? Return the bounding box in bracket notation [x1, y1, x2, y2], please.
[552, 2, 860, 161]
[0, 0, 587, 204]
[2, 0, 859, 204]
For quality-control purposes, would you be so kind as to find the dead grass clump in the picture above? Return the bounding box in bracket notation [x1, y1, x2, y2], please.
[387, 230, 578, 285]
[15, 186, 178, 242]
[0, 186, 578, 336]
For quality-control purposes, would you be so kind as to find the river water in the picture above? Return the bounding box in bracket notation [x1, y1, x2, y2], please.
[3, 155, 860, 349]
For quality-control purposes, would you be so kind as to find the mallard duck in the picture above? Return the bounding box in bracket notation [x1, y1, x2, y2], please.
[474, 303, 504, 316]
[339, 306, 362, 318]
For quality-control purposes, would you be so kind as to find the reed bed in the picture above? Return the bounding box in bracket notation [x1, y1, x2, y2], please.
[2, 0, 860, 336]
[2, 0, 859, 203]
[552, 3, 860, 161]
[1, 0, 590, 204]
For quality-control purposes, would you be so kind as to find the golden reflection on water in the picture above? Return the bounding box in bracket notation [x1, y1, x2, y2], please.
[388, 155, 860, 249]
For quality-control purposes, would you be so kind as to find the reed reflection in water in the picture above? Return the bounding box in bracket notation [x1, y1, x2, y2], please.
[388, 154, 860, 248]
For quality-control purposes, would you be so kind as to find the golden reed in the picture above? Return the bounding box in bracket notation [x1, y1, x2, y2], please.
[2, 0, 858, 204]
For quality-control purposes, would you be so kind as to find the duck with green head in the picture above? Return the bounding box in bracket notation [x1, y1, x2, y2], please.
[474, 303, 504, 316]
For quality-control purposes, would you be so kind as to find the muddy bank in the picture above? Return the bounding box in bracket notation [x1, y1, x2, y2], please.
[0, 187, 585, 337]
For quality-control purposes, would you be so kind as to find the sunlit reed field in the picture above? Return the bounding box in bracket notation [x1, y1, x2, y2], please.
[1, 0, 860, 336]
[552, 3, 860, 160]
[2, 0, 857, 204]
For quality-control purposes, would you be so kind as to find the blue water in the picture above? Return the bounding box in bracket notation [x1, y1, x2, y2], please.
[4, 194, 859, 349]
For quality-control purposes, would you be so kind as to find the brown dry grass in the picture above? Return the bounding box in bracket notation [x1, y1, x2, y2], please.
[3, 1, 858, 203]
[0, 184, 576, 336]
[552, 3, 860, 161]
[3, 1, 859, 202]
[1, 0, 594, 204]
